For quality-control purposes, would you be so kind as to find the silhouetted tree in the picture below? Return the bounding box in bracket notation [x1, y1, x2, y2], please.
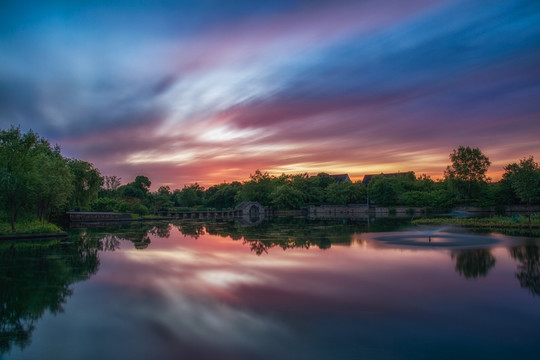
[445, 146, 491, 203]
[67, 159, 103, 209]
[504, 156, 540, 225]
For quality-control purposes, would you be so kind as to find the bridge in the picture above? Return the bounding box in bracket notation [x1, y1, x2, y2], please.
[156, 209, 242, 219]
[156, 201, 269, 221]
[67, 202, 270, 226]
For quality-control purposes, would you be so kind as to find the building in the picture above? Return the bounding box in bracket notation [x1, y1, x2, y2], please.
[329, 174, 352, 183]
[361, 172, 414, 186]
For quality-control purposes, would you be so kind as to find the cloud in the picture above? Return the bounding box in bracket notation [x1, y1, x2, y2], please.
[1, 0, 539, 188]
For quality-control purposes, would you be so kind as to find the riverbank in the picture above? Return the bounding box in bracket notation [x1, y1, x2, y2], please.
[412, 214, 540, 229]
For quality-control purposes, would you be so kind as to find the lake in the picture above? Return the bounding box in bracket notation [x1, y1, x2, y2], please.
[1, 218, 539, 360]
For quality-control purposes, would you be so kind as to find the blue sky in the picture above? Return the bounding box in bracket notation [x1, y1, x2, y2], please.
[1, 0, 539, 188]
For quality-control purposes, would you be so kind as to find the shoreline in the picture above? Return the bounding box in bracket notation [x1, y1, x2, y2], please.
[0, 232, 68, 241]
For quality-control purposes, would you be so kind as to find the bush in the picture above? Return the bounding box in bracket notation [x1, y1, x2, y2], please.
[91, 198, 119, 212]
[0, 220, 62, 234]
[133, 204, 149, 216]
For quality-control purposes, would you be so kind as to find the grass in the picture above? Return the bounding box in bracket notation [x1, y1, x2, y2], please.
[412, 213, 540, 229]
[0, 220, 63, 235]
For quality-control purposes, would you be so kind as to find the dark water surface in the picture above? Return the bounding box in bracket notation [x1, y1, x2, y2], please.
[1, 219, 539, 360]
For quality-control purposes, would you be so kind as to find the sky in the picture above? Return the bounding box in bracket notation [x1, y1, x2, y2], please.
[1, 0, 539, 189]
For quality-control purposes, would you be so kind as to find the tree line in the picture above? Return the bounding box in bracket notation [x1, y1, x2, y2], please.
[2, 127, 539, 231]
[1, 127, 102, 231]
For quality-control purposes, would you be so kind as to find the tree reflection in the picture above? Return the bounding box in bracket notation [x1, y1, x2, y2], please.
[0, 239, 99, 353]
[202, 218, 357, 255]
[73, 223, 174, 250]
[451, 249, 496, 279]
[509, 245, 540, 296]
[148, 223, 171, 238]
[175, 222, 205, 239]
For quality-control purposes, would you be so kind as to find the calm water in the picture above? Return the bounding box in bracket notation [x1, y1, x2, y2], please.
[1, 219, 539, 360]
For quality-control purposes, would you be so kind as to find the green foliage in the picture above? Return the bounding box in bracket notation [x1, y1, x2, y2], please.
[149, 185, 174, 211]
[444, 146, 491, 201]
[67, 159, 103, 209]
[121, 184, 145, 199]
[116, 200, 130, 213]
[175, 183, 205, 207]
[133, 203, 149, 216]
[0, 126, 42, 230]
[235, 170, 276, 206]
[30, 152, 74, 220]
[271, 185, 305, 209]
[413, 213, 540, 228]
[314, 173, 335, 189]
[504, 156, 540, 207]
[303, 176, 326, 204]
[134, 175, 151, 193]
[492, 178, 519, 207]
[368, 176, 400, 205]
[398, 191, 430, 207]
[91, 197, 119, 212]
[204, 182, 242, 209]
[0, 220, 62, 235]
[428, 189, 455, 210]
[445, 146, 491, 183]
[0, 126, 79, 230]
[326, 182, 366, 205]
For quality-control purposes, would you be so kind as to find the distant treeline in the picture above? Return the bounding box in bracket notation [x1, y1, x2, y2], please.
[2, 127, 539, 231]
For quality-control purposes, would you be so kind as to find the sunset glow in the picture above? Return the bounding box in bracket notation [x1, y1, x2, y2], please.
[1, 0, 539, 189]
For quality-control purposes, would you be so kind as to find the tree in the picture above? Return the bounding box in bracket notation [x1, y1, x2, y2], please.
[367, 176, 400, 206]
[504, 156, 540, 223]
[30, 152, 74, 221]
[176, 183, 205, 207]
[205, 182, 242, 209]
[103, 175, 122, 192]
[152, 185, 173, 211]
[0, 127, 42, 230]
[235, 170, 276, 206]
[326, 182, 366, 205]
[271, 185, 305, 209]
[133, 175, 151, 193]
[314, 173, 335, 189]
[444, 146, 491, 202]
[67, 159, 103, 209]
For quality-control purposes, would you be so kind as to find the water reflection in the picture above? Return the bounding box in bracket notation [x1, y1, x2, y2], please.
[509, 245, 540, 296]
[205, 218, 355, 255]
[451, 249, 496, 279]
[74, 223, 174, 251]
[3, 220, 540, 360]
[0, 239, 99, 353]
[75, 220, 540, 295]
